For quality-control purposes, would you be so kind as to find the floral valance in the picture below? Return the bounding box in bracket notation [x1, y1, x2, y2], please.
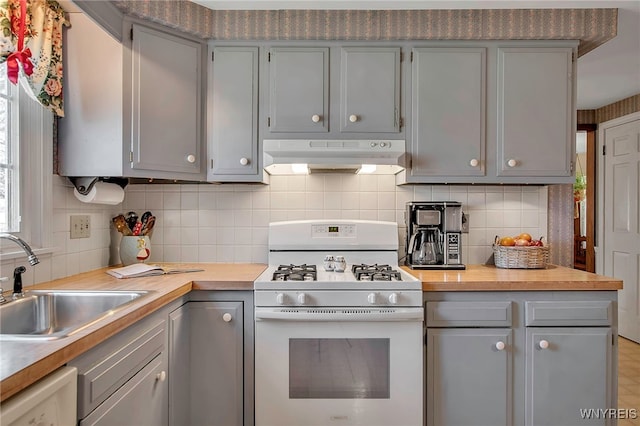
[0, 0, 68, 117]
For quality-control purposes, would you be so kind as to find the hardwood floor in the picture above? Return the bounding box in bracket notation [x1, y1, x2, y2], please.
[619, 337, 640, 426]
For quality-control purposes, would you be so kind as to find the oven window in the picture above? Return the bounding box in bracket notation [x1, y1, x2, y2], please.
[289, 338, 390, 399]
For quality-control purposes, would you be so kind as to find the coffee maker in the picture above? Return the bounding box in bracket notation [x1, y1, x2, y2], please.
[405, 201, 465, 269]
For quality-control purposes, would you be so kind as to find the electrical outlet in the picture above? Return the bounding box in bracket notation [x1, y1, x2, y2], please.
[70, 215, 91, 239]
[462, 212, 469, 233]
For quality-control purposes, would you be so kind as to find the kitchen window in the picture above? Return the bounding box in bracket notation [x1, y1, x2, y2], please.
[0, 64, 53, 255]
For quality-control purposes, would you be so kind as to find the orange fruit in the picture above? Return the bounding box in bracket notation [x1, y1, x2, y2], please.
[518, 233, 532, 242]
[500, 236, 516, 246]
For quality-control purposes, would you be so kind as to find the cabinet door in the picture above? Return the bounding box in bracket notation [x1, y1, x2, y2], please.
[496, 47, 574, 177]
[130, 24, 202, 175]
[427, 329, 512, 426]
[79, 355, 167, 426]
[410, 47, 485, 177]
[268, 47, 329, 133]
[208, 46, 259, 179]
[169, 301, 244, 426]
[525, 327, 613, 426]
[340, 47, 401, 133]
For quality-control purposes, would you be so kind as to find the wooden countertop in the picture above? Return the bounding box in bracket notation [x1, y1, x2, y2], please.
[403, 264, 623, 291]
[0, 263, 267, 403]
[1, 262, 621, 403]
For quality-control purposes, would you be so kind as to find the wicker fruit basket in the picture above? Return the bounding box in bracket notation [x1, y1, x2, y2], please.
[492, 236, 549, 269]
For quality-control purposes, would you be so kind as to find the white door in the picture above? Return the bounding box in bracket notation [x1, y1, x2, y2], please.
[602, 117, 640, 343]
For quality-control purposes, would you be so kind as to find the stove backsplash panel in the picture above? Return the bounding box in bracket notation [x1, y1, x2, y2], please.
[118, 175, 548, 266]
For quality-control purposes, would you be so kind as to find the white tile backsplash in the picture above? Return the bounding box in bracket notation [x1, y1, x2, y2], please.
[1, 174, 549, 292]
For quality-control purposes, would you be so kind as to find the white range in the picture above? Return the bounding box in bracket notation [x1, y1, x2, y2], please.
[254, 220, 424, 426]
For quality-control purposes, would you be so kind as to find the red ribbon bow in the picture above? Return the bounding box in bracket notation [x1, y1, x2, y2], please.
[6, 0, 33, 85]
[7, 48, 33, 84]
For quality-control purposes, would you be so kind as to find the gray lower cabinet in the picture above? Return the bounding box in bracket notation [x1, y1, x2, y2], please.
[169, 291, 254, 426]
[525, 327, 613, 426]
[68, 307, 171, 426]
[425, 292, 617, 426]
[208, 46, 263, 181]
[427, 328, 513, 426]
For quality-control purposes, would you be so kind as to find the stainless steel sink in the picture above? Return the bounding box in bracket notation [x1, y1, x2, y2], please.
[0, 290, 152, 340]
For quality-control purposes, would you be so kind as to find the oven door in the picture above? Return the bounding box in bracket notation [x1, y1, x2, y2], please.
[255, 307, 424, 426]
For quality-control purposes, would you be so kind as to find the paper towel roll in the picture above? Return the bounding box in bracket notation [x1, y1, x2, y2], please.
[74, 181, 125, 205]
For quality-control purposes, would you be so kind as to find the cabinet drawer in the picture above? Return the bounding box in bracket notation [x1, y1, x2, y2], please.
[525, 301, 613, 326]
[426, 301, 512, 327]
[79, 354, 165, 426]
[72, 317, 166, 418]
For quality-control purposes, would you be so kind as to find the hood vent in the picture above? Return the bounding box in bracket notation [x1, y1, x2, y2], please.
[263, 139, 407, 175]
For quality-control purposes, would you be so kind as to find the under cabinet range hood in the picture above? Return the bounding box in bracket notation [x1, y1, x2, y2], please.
[263, 139, 407, 175]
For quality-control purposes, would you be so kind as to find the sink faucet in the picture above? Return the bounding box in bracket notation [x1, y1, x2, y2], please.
[0, 233, 40, 266]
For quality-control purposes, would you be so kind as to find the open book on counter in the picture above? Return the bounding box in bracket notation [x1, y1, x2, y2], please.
[106, 263, 204, 279]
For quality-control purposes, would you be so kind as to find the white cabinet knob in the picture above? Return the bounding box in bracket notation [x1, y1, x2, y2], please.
[470, 158, 479, 167]
[186, 154, 196, 163]
[156, 371, 167, 382]
[311, 114, 321, 123]
[367, 292, 377, 304]
[495, 341, 506, 351]
[240, 157, 249, 166]
[388, 293, 398, 305]
[380, 142, 387, 148]
[507, 159, 517, 168]
[276, 293, 285, 305]
[297, 293, 307, 304]
[222, 313, 233, 322]
[539, 339, 550, 349]
[349, 114, 358, 123]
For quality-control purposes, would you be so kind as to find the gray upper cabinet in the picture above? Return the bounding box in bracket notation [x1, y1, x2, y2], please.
[265, 44, 402, 138]
[398, 41, 577, 185]
[496, 47, 575, 179]
[59, 16, 205, 180]
[208, 46, 263, 181]
[268, 47, 329, 133]
[340, 47, 401, 133]
[409, 47, 486, 179]
[129, 23, 203, 176]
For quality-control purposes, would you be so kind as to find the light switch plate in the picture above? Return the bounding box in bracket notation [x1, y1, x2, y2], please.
[70, 215, 90, 239]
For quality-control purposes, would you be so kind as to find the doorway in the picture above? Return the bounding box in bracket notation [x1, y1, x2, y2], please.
[574, 125, 596, 272]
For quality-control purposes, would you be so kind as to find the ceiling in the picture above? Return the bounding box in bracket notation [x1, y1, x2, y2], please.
[192, 0, 640, 110]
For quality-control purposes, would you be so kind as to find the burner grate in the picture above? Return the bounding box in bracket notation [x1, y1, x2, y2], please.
[273, 264, 317, 281]
[352, 264, 403, 281]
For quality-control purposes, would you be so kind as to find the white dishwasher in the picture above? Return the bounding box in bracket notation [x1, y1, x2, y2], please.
[0, 366, 77, 426]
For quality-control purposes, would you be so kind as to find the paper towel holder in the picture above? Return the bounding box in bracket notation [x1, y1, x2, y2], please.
[69, 177, 129, 195]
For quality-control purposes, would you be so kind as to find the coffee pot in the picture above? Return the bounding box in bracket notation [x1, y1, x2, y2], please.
[412, 229, 440, 265]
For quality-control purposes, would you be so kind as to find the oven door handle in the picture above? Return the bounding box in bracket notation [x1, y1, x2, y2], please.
[255, 307, 424, 322]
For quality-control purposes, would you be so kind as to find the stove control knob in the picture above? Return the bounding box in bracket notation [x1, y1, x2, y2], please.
[276, 293, 285, 305]
[297, 293, 307, 304]
[388, 293, 398, 305]
[367, 292, 377, 304]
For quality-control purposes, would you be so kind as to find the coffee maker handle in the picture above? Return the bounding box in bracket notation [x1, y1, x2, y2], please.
[407, 232, 418, 255]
